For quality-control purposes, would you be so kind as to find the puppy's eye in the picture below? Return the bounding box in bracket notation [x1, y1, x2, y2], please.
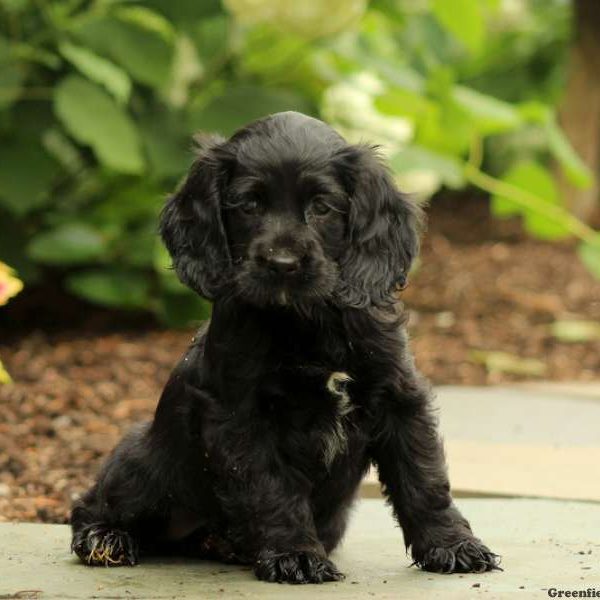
[241, 198, 260, 215]
[311, 198, 331, 216]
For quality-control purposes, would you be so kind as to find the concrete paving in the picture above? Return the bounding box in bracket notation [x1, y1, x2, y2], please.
[438, 385, 600, 501]
[437, 385, 600, 446]
[1, 498, 599, 599]
[361, 385, 600, 501]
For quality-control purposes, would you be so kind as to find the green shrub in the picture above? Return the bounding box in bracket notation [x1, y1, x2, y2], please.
[0, 0, 598, 326]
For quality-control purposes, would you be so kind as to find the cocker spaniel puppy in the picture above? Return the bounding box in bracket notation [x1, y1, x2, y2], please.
[71, 111, 499, 583]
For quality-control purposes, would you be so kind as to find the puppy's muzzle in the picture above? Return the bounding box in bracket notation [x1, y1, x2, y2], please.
[257, 248, 301, 275]
[251, 232, 318, 280]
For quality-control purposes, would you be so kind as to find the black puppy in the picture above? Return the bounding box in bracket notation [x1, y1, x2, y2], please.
[71, 111, 498, 583]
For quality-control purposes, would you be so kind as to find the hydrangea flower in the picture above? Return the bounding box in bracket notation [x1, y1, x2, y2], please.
[322, 73, 444, 199]
[321, 73, 414, 155]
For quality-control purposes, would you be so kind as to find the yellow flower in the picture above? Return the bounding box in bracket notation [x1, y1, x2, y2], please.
[0, 261, 24, 306]
[0, 359, 11, 384]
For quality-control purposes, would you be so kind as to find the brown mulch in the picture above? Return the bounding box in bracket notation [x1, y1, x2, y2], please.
[403, 194, 600, 385]
[0, 194, 599, 524]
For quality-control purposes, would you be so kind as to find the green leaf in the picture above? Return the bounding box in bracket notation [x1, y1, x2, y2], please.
[155, 292, 212, 328]
[74, 14, 174, 89]
[0, 137, 58, 216]
[483, 0, 501, 10]
[470, 350, 547, 376]
[58, 41, 132, 104]
[158, 272, 188, 294]
[518, 100, 551, 124]
[91, 182, 163, 227]
[189, 85, 312, 136]
[142, 127, 190, 180]
[0, 36, 11, 60]
[0, 63, 23, 109]
[66, 269, 151, 309]
[452, 86, 522, 135]
[27, 223, 108, 265]
[144, 0, 223, 26]
[375, 88, 436, 121]
[11, 42, 60, 69]
[190, 15, 229, 64]
[432, 0, 484, 54]
[0, 215, 40, 282]
[0, 0, 27, 13]
[578, 241, 600, 280]
[241, 25, 308, 79]
[139, 112, 191, 180]
[117, 225, 156, 268]
[418, 102, 473, 155]
[389, 146, 465, 189]
[153, 237, 172, 273]
[491, 161, 570, 240]
[551, 320, 600, 343]
[114, 5, 176, 41]
[545, 119, 594, 189]
[0, 36, 24, 109]
[54, 75, 144, 173]
[154, 239, 187, 294]
[41, 127, 85, 174]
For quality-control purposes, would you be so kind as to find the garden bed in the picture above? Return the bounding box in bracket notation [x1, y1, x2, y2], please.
[0, 194, 598, 524]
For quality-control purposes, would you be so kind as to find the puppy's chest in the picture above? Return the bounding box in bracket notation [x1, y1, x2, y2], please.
[259, 362, 351, 407]
[257, 363, 356, 467]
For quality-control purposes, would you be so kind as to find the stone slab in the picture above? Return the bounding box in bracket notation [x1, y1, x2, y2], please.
[363, 385, 600, 501]
[1, 499, 599, 600]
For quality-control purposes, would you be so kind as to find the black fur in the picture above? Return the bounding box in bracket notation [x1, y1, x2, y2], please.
[71, 112, 499, 582]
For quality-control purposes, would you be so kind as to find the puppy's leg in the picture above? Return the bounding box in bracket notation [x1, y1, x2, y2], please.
[370, 378, 500, 574]
[236, 492, 343, 584]
[314, 501, 352, 555]
[312, 460, 368, 555]
[213, 457, 344, 583]
[71, 423, 167, 566]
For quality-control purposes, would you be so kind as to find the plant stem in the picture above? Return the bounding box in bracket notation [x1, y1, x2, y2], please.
[464, 164, 600, 246]
[465, 134, 600, 247]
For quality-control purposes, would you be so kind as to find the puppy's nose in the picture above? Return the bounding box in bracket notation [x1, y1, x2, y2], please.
[264, 250, 300, 274]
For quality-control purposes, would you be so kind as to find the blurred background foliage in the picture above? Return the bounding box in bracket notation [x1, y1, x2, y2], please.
[1, 0, 599, 326]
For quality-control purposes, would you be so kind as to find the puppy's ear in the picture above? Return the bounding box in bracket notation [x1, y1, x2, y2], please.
[334, 144, 424, 308]
[159, 134, 230, 299]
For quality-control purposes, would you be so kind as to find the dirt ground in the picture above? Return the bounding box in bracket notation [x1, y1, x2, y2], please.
[0, 195, 598, 523]
[403, 194, 600, 384]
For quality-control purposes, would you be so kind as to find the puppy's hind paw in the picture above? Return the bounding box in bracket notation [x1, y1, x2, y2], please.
[254, 549, 345, 584]
[72, 525, 138, 567]
[413, 537, 501, 574]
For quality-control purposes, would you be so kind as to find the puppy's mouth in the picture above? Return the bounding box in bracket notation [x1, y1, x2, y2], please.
[234, 259, 338, 308]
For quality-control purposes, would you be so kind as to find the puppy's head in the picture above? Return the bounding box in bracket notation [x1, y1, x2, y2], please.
[160, 111, 422, 309]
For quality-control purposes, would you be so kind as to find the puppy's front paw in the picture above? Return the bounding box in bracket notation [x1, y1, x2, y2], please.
[413, 536, 500, 574]
[72, 524, 138, 567]
[254, 549, 344, 584]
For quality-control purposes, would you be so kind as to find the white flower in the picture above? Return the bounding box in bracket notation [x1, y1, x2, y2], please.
[492, 0, 533, 31]
[322, 74, 413, 155]
[395, 170, 442, 199]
